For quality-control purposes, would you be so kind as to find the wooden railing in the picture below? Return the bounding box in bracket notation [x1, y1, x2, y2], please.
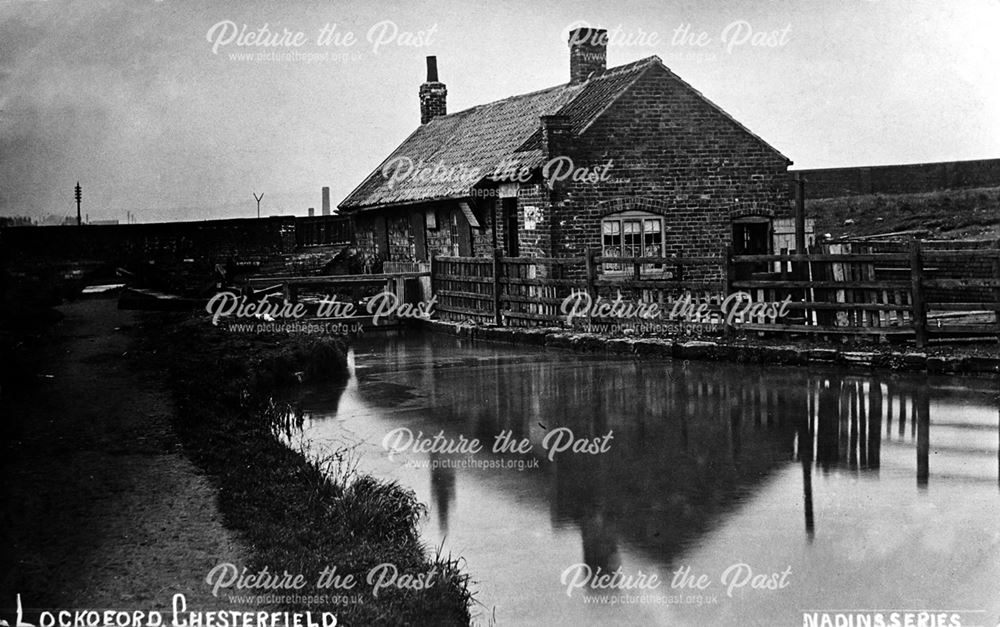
[430, 241, 1000, 347]
[431, 256, 498, 324]
[248, 270, 429, 304]
[433, 250, 732, 328]
[729, 249, 917, 336]
[733, 241, 1000, 345]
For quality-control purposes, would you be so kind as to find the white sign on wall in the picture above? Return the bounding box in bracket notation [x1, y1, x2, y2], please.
[523, 206, 540, 230]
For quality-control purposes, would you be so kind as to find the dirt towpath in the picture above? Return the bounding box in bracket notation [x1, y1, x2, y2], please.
[1, 298, 246, 612]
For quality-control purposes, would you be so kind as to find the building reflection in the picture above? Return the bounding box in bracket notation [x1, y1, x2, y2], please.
[343, 336, 1000, 576]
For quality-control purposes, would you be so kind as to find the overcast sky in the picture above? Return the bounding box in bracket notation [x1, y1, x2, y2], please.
[1, 0, 997, 223]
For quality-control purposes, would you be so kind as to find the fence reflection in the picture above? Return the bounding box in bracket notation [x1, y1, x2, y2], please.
[344, 337, 999, 571]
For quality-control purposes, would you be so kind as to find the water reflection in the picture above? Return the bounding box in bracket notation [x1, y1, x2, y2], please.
[429, 453, 456, 536]
[294, 334, 1000, 626]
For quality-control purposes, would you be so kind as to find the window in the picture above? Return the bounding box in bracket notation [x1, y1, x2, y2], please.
[601, 212, 665, 273]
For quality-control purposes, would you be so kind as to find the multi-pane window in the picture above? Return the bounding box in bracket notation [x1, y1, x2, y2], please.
[601, 220, 621, 270]
[601, 212, 665, 273]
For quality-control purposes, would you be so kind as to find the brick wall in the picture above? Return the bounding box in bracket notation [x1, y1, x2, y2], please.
[548, 65, 791, 281]
[346, 63, 792, 277]
[513, 185, 553, 258]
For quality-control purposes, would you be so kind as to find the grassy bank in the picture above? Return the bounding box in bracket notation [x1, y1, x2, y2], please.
[148, 316, 472, 625]
[808, 185, 1000, 240]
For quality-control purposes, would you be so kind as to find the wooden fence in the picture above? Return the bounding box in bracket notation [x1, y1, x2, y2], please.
[430, 241, 1000, 347]
[248, 270, 428, 305]
[294, 215, 353, 248]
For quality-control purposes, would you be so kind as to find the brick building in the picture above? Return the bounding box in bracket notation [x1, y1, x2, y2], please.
[339, 27, 794, 279]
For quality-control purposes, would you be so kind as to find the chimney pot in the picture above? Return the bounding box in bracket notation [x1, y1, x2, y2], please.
[419, 56, 447, 124]
[426, 56, 439, 82]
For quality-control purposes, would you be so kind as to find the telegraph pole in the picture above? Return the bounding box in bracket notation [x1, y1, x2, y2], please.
[253, 192, 264, 219]
[75, 182, 82, 226]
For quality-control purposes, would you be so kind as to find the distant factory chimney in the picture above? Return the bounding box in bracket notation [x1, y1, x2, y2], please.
[308, 207, 315, 217]
[322, 187, 331, 216]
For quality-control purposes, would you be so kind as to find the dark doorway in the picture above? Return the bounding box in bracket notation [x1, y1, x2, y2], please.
[502, 198, 519, 257]
[732, 220, 771, 280]
[410, 211, 427, 261]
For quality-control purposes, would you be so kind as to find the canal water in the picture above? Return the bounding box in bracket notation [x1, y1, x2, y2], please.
[291, 333, 1000, 627]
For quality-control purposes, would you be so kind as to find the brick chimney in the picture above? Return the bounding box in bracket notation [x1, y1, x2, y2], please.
[568, 27, 607, 84]
[541, 114, 573, 192]
[540, 115, 573, 160]
[419, 56, 447, 124]
[321, 187, 330, 216]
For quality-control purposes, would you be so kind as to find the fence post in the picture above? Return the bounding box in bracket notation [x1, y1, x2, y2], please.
[385, 277, 395, 320]
[992, 239, 1000, 343]
[721, 245, 735, 340]
[430, 254, 437, 299]
[585, 247, 598, 300]
[909, 239, 928, 348]
[583, 248, 599, 329]
[722, 245, 735, 296]
[492, 247, 503, 326]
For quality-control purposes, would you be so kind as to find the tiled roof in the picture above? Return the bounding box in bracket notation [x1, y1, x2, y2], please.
[339, 56, 788, 211]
